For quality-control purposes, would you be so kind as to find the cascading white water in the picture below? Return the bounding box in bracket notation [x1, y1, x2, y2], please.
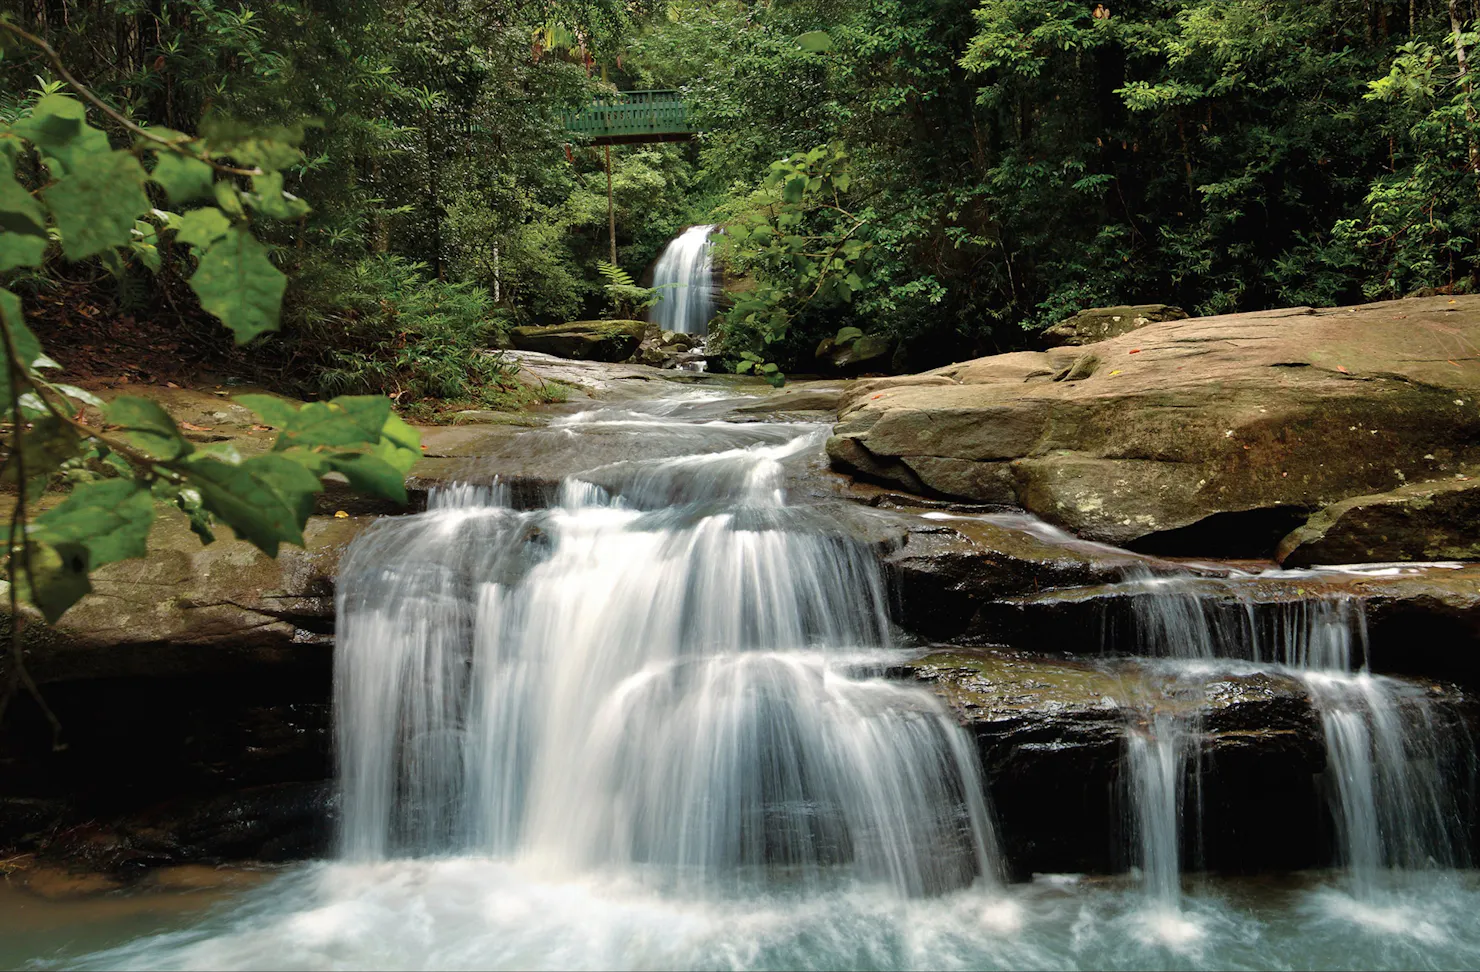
[333, 403, 998, 898]
[1108, 570, 1467, 912]
[649, 224, 716, 335]
[35, 431, 1480, 970]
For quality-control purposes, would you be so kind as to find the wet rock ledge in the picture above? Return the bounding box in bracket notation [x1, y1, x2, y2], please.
[901, 648, 1477, 880]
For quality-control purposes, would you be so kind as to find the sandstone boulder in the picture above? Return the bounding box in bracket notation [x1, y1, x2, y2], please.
[829, 297, 1480, 555]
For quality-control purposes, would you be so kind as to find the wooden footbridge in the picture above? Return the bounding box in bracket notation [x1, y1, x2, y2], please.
[564, 89, 699, 146]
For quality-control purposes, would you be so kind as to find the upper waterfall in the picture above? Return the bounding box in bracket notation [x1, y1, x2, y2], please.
[650, 224, 717, 335]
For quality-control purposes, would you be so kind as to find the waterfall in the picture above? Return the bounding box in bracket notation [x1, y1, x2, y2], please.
[650, 224, 716, 335]
[1109, 571, 1468, 908]
[332, 404, 999, 897]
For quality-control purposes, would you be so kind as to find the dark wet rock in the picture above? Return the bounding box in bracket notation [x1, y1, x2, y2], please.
[829, 297, 1480, 557]
[1278, 477, 1480, 567]
[1041, 304, 1188, 347]
[510, 320, 648, 362]
[902, 648, 1328, 878]
[27, 782, 335, 876]
[633, 327, 706, 369]
[862, 510, 1166, 641]
[956, 564, 1480, 688]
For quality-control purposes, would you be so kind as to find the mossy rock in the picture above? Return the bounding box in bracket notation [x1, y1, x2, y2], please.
[510, 320, 647, 362]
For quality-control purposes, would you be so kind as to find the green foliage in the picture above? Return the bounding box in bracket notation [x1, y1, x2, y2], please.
[302, 255, 516, 405]
[631, 0, 1480, 368]
[714, 143, 872, 372]
[596, 259, 662, 318]
[0, 53, 419, 642]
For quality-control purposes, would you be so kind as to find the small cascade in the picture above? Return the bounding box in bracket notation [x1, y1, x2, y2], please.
[1125, 711, 1196, 907]
[650, 224, 716, 336]
[333, 402, 999, 898]
[1107, 569, 1469, 907]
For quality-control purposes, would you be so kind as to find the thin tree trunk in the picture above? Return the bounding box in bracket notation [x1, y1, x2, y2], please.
[427, 119, 442, 279]
[1449, 0, 1480, 171]
[603, 144, 615, 264]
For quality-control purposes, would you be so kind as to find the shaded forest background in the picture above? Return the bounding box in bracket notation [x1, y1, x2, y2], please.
[3, 0, 1479, 395]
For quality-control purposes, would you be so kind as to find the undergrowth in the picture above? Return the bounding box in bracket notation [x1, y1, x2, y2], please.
[288, 255, 544, 411]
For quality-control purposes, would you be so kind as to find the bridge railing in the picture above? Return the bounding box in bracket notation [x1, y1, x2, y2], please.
[564, 89, 698, 143]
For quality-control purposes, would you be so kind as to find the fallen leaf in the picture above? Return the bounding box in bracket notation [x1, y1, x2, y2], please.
[251, 424, 271, 432]
[1128, 349, 1142, 354]
[1336, 365, 1349, 374]
[180, 422, 213, 432]
[334, 510, 349, 519]
[166, 381, 181, 389]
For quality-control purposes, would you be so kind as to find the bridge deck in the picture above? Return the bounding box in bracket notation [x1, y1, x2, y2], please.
[565, 89, 699, 145]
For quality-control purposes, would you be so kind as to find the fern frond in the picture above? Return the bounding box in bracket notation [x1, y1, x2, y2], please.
[596, 260, 635, 287]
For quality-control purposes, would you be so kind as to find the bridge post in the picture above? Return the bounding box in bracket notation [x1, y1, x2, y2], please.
[605, 144, 616, 265]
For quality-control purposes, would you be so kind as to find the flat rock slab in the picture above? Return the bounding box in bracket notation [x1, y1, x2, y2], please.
[830, 296, 1480, 557]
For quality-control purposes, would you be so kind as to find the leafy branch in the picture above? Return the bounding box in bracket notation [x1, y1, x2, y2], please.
[0, 31, 421, 745]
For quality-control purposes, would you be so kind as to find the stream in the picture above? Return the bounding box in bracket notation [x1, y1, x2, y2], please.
[9, 387, 1480, 971]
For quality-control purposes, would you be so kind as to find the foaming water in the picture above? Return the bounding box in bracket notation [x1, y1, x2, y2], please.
[334, 412, 995, 896]
[50, 864, 1480, 971]
[1104, 568, 1472, 912]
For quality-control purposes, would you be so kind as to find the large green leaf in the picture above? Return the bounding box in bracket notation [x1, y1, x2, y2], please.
[0, 416, 80, 499]
[174, 206, 232, 249]
[180, 455, 303, 556]
[374, 412, 422, 474]
[243, 453, 324, 529]
[248, 171, 311, 220]
[42, 149, 151, 260]
[104, 395, 192, 460]
[234, 393, 300, 430]
[31, 478, 155, 567]
[327, 452, 408, 503]
[795, 30, 834, 52]
[0, 154, 47, 272]
[275, 398, 387, 449]
[189, 225, 286, 344]
[200, 118, 308, 170]
[335, 396, 395, 438]
[150, 152, 215, 204]
[9, 95, 111, 175]
[16, 540, 93, 623]
[0, 288, 46, 370]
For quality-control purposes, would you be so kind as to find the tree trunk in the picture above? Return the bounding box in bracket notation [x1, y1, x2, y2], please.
[426, 117, 442, 280]
[1449, 0, 1480, 172]
[603, 144, 615, 264]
